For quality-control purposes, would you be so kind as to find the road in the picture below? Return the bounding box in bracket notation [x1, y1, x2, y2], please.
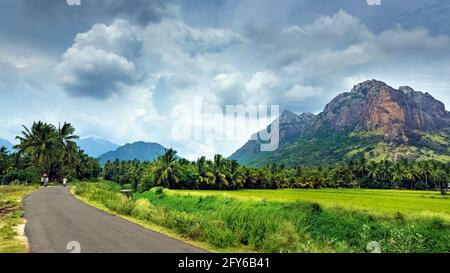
[23, 186, 206, 253]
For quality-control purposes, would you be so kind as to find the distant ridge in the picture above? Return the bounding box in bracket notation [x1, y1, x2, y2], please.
[0, 138, 13, 152]
[98, 141, 167, 165]
[77, 137, 120, 157]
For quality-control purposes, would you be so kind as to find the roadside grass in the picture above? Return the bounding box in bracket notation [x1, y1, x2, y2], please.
[0, 185, 37, 253]
[71, 183, 251, 253]
[74, 182, 450, 253]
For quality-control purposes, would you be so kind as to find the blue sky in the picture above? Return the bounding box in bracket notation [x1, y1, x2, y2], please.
[0, 0, 449, 159]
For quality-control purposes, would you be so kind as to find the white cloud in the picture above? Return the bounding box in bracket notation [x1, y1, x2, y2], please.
[284, 85, 322, 101]
[57, 19, 142, 99]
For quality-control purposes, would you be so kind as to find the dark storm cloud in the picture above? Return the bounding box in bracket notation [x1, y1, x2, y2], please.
[0, 0, 177, 53]
[22, 0, 176, 26]
[181, 0, 450, 36]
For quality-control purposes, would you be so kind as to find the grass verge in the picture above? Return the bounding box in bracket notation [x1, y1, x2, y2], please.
[71, 185, 250, 253]
[0, 185, 37, 253]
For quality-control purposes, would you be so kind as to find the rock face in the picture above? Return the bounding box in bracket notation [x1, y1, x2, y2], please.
[230, 80, 449, 164]
[312, 80, 450, 145]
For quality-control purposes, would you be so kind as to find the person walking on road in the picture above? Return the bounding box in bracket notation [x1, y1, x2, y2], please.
[41, 173, 48, 187]
[63, 177, 67, 187]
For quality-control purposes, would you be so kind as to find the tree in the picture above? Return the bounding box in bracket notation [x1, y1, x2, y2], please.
[0, 146, 10, 177]
[212, 154, 229, 189]
[154, 149, 179, 188]
[12, 121, 98, 183]
[15, 121, 58, 177]
[194, 156, 214, 189]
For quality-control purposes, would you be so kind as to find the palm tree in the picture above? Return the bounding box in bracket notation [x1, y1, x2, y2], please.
[367, 162, 379, 181]
[57, 122, 78, 150]
[418, 161, 431, 191]
[212, 154, 229, 189]
[0, 146, 8, 155]
[356, 158, 367, 189]
[154, 149, 179, 188]
[194, 156, 214, 188]
[15, 121, 58, 177]
[391, 164, 405, 189]
[229, 160, 244, 189]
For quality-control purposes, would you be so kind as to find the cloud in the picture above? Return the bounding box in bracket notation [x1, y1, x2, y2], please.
[2, 2, 450, 160]
[58, 19, 142, 99]
[284, 85, 322, 101]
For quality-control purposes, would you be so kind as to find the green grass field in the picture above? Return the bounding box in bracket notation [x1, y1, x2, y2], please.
[172, 189, 450, 220]
[75, 182, 450, 253]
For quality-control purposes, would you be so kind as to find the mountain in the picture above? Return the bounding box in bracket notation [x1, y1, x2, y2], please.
[230, 80, 450, 166]
[98, 141, 167, 165]
[77, 137, 120, 157]
[230, 110, 316, 162]
[0, 138, 13, 152]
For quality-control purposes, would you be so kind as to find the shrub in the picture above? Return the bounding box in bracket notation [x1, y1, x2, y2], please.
[154, 186, 165, 195]
[131, 199, 153, 220]
[206, 221, 240, 248]
[261, 222, 299, 253]
[1, 169, 39, 185]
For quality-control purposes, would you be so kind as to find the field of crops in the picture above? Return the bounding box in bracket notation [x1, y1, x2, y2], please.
[75, 182, 450, 253]
[172, 188, 450, 220]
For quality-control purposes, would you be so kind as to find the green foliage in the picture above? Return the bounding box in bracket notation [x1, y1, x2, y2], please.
[1, 168, 40, 185]
[1, 121, 100, 185]
[102, 147, 449, 193]
[76, 182, 450, 253]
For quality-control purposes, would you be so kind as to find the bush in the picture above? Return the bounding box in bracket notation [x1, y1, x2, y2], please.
[131, 199, 153, 220]
[261, 222, 299, 253]
[1, 169, 40, 185]
[206, 221, 240, 248]
[154, 186, 165, 195]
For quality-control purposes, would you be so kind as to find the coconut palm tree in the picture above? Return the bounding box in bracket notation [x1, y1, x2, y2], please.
[154, 148, 179, 188]
[194, 156, 214, 189]
[14, 121, 58, 177]
[391, 164, 405, 189]
[229, 160, 245, 189]
[212, 154, 229, 189]
[57, 122, 79, 150]
[418, 161, 432, 191]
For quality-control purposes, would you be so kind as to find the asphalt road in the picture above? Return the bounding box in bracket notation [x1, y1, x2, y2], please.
[23, 186, 206, 253]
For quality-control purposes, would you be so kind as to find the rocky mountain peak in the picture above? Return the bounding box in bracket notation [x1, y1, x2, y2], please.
[314, 80, 449, 145]
[398, 86, 415, 96]
[351, 79, 389, 94]
[230, 80, 449, 165]
[279, 109, 298, 123]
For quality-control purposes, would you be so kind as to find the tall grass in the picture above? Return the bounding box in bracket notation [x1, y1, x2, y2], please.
[74, 182, 450, 253]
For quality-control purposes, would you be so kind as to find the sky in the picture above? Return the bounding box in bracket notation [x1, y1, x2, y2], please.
[0, 0, 449, 160]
